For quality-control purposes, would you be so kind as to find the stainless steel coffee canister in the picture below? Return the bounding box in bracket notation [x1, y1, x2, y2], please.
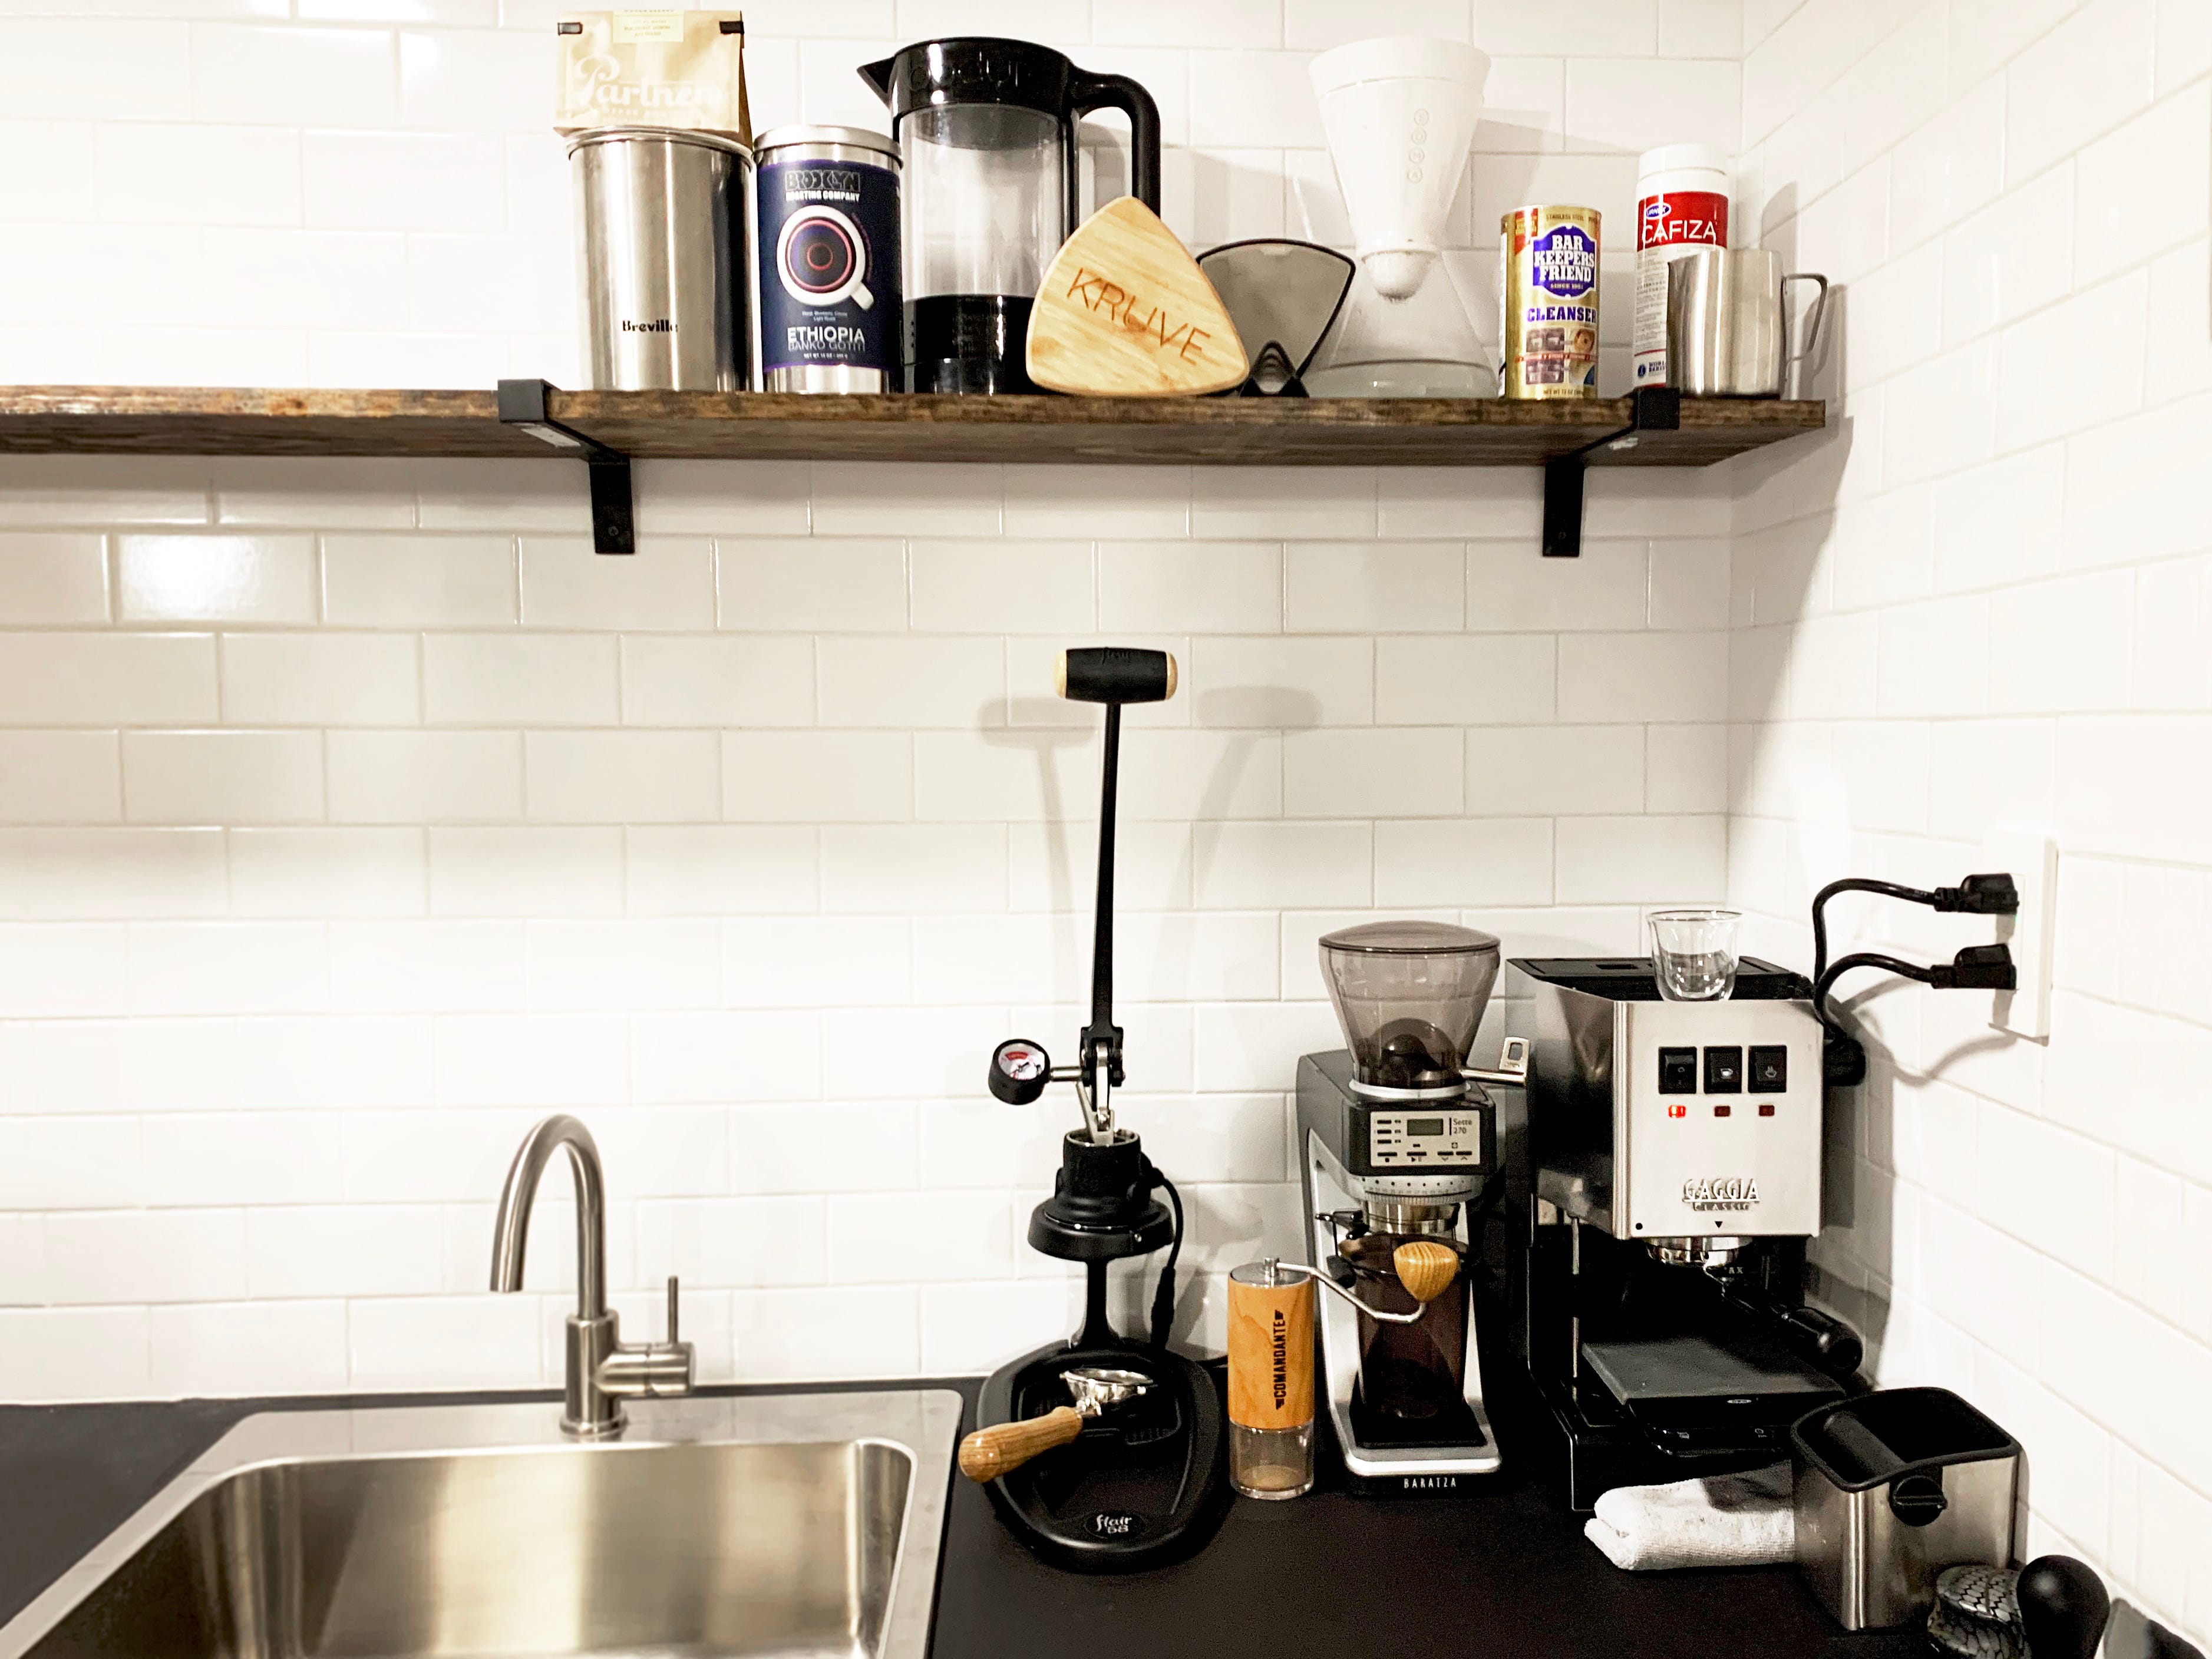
[1666, 246, 1829, 397]
[570, 125, 758, 391]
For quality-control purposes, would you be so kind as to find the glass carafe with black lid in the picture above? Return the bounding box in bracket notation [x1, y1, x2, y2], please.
[859, 38, 1161, 394]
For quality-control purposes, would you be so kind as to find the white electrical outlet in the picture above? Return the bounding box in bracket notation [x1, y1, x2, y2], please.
[1983, 830, 2057, 1040]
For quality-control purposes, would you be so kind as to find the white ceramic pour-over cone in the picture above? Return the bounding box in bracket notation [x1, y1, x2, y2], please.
[1308, 37, 1490, 301]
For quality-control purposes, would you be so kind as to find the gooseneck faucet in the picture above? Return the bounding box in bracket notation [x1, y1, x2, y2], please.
[490, 1114, 693, 1439]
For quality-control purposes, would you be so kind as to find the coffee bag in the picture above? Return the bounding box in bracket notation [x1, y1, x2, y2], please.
[556, 11, 751, 141]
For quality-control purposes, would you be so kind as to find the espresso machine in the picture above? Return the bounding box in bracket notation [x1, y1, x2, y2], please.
[1296, 921, 1527, 1494]
[1517, 957, 1863, 1511]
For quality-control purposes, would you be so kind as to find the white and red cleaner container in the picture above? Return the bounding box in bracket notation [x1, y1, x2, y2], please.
[1632, 143, 1730, 388]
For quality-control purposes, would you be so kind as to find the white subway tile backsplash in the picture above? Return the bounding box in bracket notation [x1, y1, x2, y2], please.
[1099, 541, 1280, 634]
[1995, 268, 2150, 454]
[523, 730, 719, 824]
[0, 733, 121, 825]
[0, 534, 108, 624]
[321, 534, 518, 627]
[327, 730, 522, 824]
[1374, 635, 1556, 726]
[44, 1210, 245, 1306]
[428, 826, 623, 917]
[1555, 814, 1725, 904]
[520, 536, 715, 632]
[910, 541, 1091, 634]
[1003, 466, 1190, 540]
[624, 826, 818, 917]
[821, 824, 1006, 915]
[192, 24, 396, 128]
[816, 636, 1003, 729]
[1194, 469, 1376, 540]
[0, 828, 227, 922]
[1189, 821, 1371, 910]
[1564, 55, 1739, 156]
[121, 731, 325, 826]
[724, 731, 912, 823]
[1374, 818, 1554, 907]
[716, 540, 904, 633]
[1286, 543, 1463, 633]
[1987, 570, 2135, 714]
[1284, 728, 1460, 817]
[0, 1308, 150, 1402]
[220, 633, 420, 726]
[2002, 0, 2157, 187]
[1465, 725, 1645, 815]
[349, 1293, 545, 1390]
[422, 634, 619, 726]
[1559, 632, 1728, 722]
[620, 635, 814, 729]
[0, 633, 216, 728]
[1188, 636, 1371, 727]
[1470, 538, 1647, 632]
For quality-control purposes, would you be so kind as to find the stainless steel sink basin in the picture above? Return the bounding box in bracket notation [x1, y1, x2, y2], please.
[0, 1391, 962, 1659]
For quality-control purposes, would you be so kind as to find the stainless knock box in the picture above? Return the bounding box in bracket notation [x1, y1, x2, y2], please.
[1791, 1387, 2020, 1630]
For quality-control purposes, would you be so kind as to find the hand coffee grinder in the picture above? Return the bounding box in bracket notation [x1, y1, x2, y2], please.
[1296, 920, 1524, 1493]
[970, 647, 1227, 1571]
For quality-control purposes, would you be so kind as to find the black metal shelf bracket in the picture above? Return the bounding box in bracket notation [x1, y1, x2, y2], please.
[497, 378, 635, 556]
[1540, 385, 1682, 558]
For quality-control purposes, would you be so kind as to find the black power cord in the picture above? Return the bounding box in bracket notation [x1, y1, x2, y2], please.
[1809, 874, 2020, 1086]
[1811, 873, 2019, 979]
[1814, 944, 2019, 1086]
[1147, 1166, 1184, 1351]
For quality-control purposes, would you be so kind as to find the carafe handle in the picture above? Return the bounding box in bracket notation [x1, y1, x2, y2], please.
[1068, 71, 1162, 214]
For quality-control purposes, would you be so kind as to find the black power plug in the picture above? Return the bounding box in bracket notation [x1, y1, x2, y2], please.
[1931, 873, 2020, 916]
[1927, 943, 2019, 992]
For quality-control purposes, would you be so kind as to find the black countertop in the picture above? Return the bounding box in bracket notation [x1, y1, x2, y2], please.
[0, 1379, 1925, 1659]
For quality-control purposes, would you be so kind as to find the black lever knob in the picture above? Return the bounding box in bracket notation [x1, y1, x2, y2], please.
[2017, 1555, 2108, 1659]
[988, 1038, 1052, 1105]
[1057, 646, 1176, 705]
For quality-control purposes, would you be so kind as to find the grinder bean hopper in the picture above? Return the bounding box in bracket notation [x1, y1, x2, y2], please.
[974, 647, 1227, 1571]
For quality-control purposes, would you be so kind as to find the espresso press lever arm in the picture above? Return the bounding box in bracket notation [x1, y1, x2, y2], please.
[1064, 647, 1175, 1138]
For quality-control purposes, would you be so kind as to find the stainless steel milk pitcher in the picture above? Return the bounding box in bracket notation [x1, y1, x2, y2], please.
[1666, 247, 1830, 398]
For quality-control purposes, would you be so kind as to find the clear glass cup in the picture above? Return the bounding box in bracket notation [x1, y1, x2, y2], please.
[1649, 908, 1741, 1001]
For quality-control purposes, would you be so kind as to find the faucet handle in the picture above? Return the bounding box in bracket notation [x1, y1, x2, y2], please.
[598, 1275, 695, 1401]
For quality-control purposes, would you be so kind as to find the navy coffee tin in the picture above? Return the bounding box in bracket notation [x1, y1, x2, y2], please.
[755, 125, 902, 392]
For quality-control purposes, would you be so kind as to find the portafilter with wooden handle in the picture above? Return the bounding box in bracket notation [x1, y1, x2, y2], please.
[958, 1367, 1153, 1483]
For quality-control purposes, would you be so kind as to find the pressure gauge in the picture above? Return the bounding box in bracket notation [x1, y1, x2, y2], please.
[989, 1038, 1052, 1105]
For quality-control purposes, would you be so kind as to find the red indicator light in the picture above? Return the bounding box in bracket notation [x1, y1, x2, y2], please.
[1667, 1103, 1687, 1119]
[1758, 1103, 1776, 1118]
[1713, 1105, 1731, 1118]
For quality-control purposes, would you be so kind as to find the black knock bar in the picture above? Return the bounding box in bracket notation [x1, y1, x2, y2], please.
[1540, 385, 1682, 558]
[496, 378, 635, 556]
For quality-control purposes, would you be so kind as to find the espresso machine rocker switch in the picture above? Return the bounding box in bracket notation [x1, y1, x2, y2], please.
[1658, 1047, 1699, 1094]
[1749, 1044, 1788, 1091]
[1703, 1046, 1744, 1093]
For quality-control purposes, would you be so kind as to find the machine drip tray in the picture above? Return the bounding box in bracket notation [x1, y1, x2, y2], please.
[1582, 1334, 1841, 1457]
[1348, 1384, 1487, 1451]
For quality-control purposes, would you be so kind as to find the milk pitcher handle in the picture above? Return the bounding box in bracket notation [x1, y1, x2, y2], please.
[1782, 271, 1831, 398]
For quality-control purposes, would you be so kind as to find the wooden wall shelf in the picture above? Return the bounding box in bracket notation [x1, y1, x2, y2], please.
[0, 385, 1823, 469]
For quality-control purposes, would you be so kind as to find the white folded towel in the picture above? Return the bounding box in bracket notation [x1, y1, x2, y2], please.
[1583, 1463, 1797, 1571]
